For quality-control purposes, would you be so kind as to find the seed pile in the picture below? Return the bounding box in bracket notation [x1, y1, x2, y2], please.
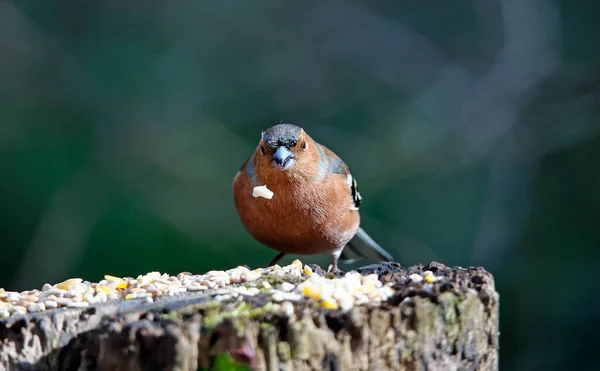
[297, 271, 394, 311]
[0, 260, 400, 320]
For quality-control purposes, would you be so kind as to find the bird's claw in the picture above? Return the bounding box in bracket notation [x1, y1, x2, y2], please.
[326, 264, 344, 276]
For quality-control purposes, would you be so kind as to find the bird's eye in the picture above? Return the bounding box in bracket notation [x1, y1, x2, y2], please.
[301, 141, 307, 150]
[260, 146, 265, 155]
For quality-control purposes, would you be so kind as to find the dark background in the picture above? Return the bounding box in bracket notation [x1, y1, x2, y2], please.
[1, 1, 599, 370]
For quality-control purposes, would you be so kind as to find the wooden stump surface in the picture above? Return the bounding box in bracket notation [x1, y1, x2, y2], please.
[0, 262, 499, 371]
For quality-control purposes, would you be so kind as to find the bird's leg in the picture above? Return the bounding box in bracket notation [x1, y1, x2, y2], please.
[265, 252, 287, 268]
[327, 248, 343, 273]
[327, 260, 338, 273]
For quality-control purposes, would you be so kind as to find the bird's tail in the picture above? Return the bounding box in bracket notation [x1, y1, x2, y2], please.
[340, 227, 394, 263]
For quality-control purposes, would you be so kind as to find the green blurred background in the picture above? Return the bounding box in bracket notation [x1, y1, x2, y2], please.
[1, 1, 599, 370]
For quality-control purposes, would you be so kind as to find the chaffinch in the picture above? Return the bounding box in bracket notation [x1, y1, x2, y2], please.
[233, 122, 393, 271]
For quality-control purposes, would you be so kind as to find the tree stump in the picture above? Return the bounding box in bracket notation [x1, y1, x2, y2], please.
[0, 262, 498, 371]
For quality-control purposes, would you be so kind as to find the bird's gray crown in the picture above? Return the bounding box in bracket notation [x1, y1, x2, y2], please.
[262, 123, 302, 149]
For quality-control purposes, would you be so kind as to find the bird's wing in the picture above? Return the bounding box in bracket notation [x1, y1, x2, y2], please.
[318, 144, 361, 209]
[317, 143, 394, 263]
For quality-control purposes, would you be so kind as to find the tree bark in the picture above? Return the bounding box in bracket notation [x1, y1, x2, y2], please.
[0, 262, 498, 371]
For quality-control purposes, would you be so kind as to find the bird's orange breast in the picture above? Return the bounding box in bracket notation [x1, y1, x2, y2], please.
[233, 169, 359, 255]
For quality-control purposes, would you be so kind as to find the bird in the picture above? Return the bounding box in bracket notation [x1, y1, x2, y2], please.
[232, 122, 393, 272]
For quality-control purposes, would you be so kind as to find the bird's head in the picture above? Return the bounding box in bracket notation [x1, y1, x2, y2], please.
[256, 123, 306, 171]
[254, 123, 322, 185]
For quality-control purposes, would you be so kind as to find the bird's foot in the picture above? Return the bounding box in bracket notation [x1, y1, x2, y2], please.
[326, 264, 344, 277]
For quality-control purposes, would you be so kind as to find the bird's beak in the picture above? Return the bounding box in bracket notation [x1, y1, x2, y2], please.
[272, 146, 294, 171]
